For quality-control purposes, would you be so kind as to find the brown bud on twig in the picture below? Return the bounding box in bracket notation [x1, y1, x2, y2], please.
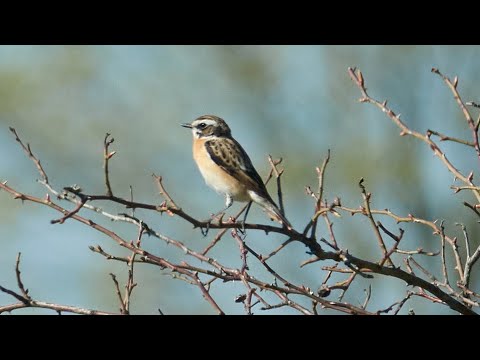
[357, 70, 364, 87]
[317, 286, 331, 298]
[468, 171, 474, 182]
[235, 294, 247, 303]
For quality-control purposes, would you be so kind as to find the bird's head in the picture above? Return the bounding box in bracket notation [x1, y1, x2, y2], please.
[181, 115, 232, 139]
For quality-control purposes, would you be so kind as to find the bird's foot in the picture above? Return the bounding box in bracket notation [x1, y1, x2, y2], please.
[200, 212, 225, 237]
[200, 221, 211, 237]
[236, 220, 248, 238]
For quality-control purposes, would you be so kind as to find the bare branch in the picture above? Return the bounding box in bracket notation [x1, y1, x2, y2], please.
[362, 285, 372, 310]
[110, 273, 127, 314]
[458, 223, 480, 288]
[153, 174, 179, 210]
[9, 127, 49, 185]
[439, 221, 450, 286]
[427, 129, 474, 147]
[103, 133, 115, 196]
[15, 253, 31, 301]
[5, 89, 480, 316]
[50, 196, 87, 224]
[358, 178, 392, 266]
[348, 66, 480, 204]
[431, 68, 480, 165]
[0, 253, 116, 315]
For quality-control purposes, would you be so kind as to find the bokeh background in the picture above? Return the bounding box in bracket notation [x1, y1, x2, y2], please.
[1, 45, 479, 314]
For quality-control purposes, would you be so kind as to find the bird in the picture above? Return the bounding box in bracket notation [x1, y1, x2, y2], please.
[181, 115, 292, 230]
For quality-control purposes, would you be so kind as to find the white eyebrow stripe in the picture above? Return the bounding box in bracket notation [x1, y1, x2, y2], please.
[192, 119, 217, 127]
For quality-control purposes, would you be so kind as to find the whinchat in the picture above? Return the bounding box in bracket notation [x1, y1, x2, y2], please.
[181, 115, 292, 230]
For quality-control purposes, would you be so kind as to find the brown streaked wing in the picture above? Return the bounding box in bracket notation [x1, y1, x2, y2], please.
[205, 138, 274, 202]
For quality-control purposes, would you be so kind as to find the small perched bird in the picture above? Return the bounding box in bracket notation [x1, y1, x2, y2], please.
[181, 115, 292, 230]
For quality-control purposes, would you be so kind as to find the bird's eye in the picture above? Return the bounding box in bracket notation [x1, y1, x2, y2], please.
[198, 123, 207, 129]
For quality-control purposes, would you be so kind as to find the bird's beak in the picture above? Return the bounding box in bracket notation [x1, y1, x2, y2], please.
[181, 123, 192, 129]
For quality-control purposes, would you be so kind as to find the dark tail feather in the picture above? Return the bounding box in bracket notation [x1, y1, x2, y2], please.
[265, 203, 292, 230]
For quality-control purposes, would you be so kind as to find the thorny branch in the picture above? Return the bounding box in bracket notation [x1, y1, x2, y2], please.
[0, 253, 116, 315]
[103, 133, 115, 197]
[431, 68, 480, 167]
[2, 67, 480, 315]
[348, 67, 480, 204]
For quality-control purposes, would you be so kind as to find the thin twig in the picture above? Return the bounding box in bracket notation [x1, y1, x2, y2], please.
[4, 126, 479, 315]
[337, 273, 357, 301]
[338, 204, 464, 280]
[316, 150, 331, 214]
[439, 221, 450, 286]
[15, 253, 31, 300]
[262, 239, 294, 261]
[153, 174, 179, 210]
[323, 212, 339, 249]
[395, 249, 439, 256]
[348, 67, 480, 204]
[191, 273, 225, 315]
[304, 150, 331, 239]
[8, 127, 49, 185]
[0, 300, 116, 315]
[408, 256, 437, 283]
[377, 291, 413, 315]
[242, 242, 373, 315]
[358, 178, 392, 266]
[129, 185, 135, 217]
[50, 196, 87, 224]
[103, 133, 115, 197]
[0, 253, 116, 315]
[427, 129, 474, 147]
[451, 185, 480, 193]
[431, 69, 480, 166]
[110, 273, 127, 314]
[378, 221, 404, 266]
[463, 201, 480, 218]
[232, 229, 249, 274]
[458, 223, 480, 288]
[362, 285, 372, 310]
[124, 253, 137, 314]
[1, 177, 475, 315]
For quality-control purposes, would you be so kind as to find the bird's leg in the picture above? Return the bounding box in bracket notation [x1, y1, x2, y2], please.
[212, 194, 233, 219]
[238, 201, 252, 236]
[200, 224, 209, 237]
[200, 194, 233, 236]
